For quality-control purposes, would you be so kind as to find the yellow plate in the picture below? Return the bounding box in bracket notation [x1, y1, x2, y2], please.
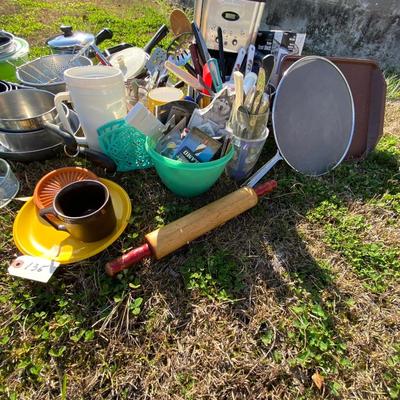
[13, 179, 132, 264]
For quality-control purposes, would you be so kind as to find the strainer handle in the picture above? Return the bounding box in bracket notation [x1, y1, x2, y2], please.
[54, 92, 73, 134]
[242, 150, 283, 188]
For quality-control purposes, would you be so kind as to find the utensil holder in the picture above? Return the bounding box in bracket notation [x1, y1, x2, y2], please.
[234, 109, 269, 140]
[225, 128, 269, 181]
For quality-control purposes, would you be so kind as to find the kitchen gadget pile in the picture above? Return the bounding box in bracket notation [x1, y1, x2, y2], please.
[0, 0, 387, 282]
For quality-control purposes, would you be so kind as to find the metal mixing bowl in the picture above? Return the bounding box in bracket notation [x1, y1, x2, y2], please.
[0, 110, 80, 158]
[0, 89, 65, 132]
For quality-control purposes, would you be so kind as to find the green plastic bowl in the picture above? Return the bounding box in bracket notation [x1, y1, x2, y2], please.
[146, 136, 234, 197]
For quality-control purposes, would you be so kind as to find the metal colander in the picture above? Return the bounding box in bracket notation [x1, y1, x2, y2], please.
[16, 54, 92, 94]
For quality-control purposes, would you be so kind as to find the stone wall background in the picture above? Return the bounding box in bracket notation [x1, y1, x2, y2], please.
[177, 0, 400, 72]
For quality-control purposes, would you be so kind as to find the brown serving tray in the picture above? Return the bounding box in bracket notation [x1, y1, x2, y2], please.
[278, 56, 387, 161]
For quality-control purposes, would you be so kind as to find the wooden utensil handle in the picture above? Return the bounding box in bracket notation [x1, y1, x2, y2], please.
[165, 60, 204, 91]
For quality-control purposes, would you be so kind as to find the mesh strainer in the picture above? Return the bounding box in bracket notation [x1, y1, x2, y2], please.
[98, 119, 154, 172]
[16, 54, 92, 93]
[33, 167, 98, 211]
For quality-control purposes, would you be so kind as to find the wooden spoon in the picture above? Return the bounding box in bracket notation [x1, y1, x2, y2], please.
[170, 9, 192, 36]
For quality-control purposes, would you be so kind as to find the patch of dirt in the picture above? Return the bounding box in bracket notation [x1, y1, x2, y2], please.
[385, 101, 400, 139]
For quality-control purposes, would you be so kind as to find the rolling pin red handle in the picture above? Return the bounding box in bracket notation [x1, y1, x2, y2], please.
[254, 180, 277, 197]
[105, 243, 152, 277]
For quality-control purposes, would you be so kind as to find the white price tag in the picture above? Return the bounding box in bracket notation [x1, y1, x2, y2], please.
[8, 256, 60, 283]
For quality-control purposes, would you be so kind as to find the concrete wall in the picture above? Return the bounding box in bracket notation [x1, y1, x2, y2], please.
[264, 0, 400, 72]
[177, 0, 400, 72]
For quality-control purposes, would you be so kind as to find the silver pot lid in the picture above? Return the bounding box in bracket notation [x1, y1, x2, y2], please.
[46, 25, 94, 50]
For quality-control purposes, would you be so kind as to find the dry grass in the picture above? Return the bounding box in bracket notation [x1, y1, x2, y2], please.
[0, 1, 399, 399]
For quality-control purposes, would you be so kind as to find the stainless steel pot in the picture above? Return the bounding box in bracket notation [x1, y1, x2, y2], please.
[0, 122, 69, 152]
[0, 89, 67, 132]
[0, 110, 81, 160]
[0, 107, 76, 152]
[0, 109, 117, 171]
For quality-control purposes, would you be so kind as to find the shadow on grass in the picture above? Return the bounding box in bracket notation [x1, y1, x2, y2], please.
[1, 136, 397, 394]
[132, 138, 399, 372]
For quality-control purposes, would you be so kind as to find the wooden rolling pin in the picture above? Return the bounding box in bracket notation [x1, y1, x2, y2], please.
[105, 180, 277, 276]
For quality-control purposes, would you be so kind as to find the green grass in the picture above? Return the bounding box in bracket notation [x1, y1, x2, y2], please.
[182, 250, 244, 301]
[0, 0, 173, 58]
[0, 0, 399, 399]
[386, 73, 400, 101]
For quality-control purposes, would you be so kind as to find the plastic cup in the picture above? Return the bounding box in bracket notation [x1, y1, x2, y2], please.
[0, 158, 19, 208]
[147, 87, 184, 114]
[225, 128, 269, 181]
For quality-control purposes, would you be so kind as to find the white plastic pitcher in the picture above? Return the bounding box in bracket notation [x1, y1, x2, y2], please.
[55, 66, 127, 152]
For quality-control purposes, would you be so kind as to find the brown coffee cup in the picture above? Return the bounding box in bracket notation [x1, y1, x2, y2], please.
[39, 180, 116, 242]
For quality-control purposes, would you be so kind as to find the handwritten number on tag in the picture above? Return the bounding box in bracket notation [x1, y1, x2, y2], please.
[8, 256, 60, 283]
